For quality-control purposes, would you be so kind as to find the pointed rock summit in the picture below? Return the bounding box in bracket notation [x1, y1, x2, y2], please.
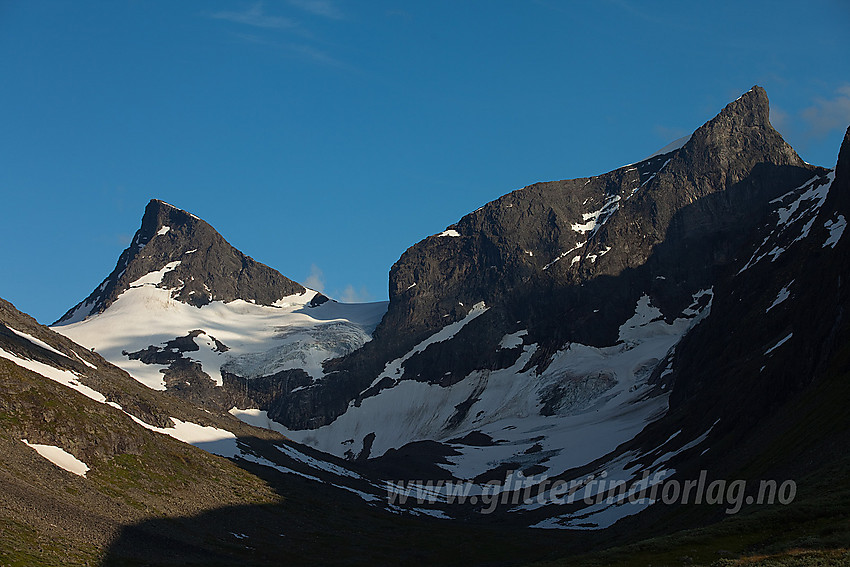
[677, 85, 804, 188]
[55, 200, 306, 324]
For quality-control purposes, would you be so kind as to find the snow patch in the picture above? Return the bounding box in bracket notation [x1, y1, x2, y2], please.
[4, 325, 99, 370]
[639, 158, 672, 188]
[586, 246, 612, 263]
[129, 261, 182, 288]
[5, 326, 69, 359]
[824, 215, 846, 248]
[0, 344, 244, 461]
[765, 333, 793, 355]
[129, 415, 239, 458]
[498, 330, 528, 350]
[22, 440, 89, 477]
[681, 288, 714, 317]
[230, 408, 281, 431]
[766, 283, 793, 313]
[543, 241, 586, 270]
[572, 194, 621, 235]
[71, 350, 98, 369]
[238, 451, 322, 483]
[276, 443, 362, 479]
[618, 294, 662, 342]
[522, 419, 716, 529]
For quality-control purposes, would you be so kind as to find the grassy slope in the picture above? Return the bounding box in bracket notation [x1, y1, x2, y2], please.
[0, 357, 280, 566]
[0, 356, 574, 567]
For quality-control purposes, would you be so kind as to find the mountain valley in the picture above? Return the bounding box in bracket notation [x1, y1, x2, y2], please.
[3, 86, 850, 566]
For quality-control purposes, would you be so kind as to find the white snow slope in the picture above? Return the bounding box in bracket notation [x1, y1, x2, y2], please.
[234, 291, 713, 484]
[53, 280, 387, 391]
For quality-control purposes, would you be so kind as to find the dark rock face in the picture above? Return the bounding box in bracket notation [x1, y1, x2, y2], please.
[279, 86, 820, 430]
[560, 125, 850, 536]
[55, 200, 306, 324]
[380, 86, 804, 346]
[664, 124, 850, 439]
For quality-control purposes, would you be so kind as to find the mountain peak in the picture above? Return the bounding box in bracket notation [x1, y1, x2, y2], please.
[138, 199, 200, 238]
[726, 85, 769, 119]
[678, 85, 804, 189]
[148, 198, 201, 217]
[147, 198, 196, 218]
[701, 84, 772, 132]
[54, 200, 306, 325]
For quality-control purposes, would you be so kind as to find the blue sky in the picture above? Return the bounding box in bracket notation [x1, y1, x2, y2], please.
[2, 1, 849, 323]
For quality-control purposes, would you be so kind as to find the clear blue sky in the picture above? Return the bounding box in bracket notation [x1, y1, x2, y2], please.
[2, 1, 849, 323]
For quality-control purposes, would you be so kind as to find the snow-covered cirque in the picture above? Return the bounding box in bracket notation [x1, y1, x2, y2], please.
[234, 291, 714, 486]
[53, 281, 387, 391]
